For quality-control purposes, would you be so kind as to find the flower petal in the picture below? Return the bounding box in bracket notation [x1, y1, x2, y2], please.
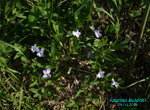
[97, 74, 100, 78]
[36, 48, 40, 52]
[78, 32, 81, 36]
[43, 70, 46, 74]
[72, 31, 76, 35]
[47, 74, 51, 78]
[47, 69, 51, 74]
[41, 54, 44, 57]
[37, 53, 41, 57]
[43, 74, 47, 78]
[41, 48, 44, 52]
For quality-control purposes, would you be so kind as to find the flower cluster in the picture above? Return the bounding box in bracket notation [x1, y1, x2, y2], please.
[72, 25, 102, 39]
[31, 44, 50, 78]
[97, 71, 119, 88]
[31, 44, 44, 57]
[89, 25, 102, 38]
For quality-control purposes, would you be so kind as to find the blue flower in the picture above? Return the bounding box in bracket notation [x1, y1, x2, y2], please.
[76, 80, 79, 85]
[72, 29, 81, 38]
[97, 71, 105, 78]
[43, 69, 51, 78]
[31, 44, 38, 53]
[94, 30, 102, 38]
[89, 25, 95, 31]
[87, 51, 93, 59]
[129, 43, 132, 51]
[36, 48, 44, 57]
[111, 79, 119, 87]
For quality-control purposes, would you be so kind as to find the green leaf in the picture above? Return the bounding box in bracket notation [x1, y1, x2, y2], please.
[45, 80, 52, 87]
[87, 61, 95, 64]
[8, 68, 21, 74]
[51, 43, 56, 55]
[90, 81, 99, 85]
[41, 88, 45, 93]
[66, 103, 75, 108]
[16, 2, 24, 10]
[75, 90, 83, 99]
[104, 55, 114, 62]
[29, 80, 38, 87]
[88, 92, 92, 97]
[16, 14, 27, 19]
[94, 39, 100, 47]
[53, 22, 59, 33]
[105, 73, 114, 80]
[28, 8, 37, 26]
[14, 52, 22, 60]
[31, 88, 38, 93]
[56, 84, 65, 92]
[0, 40, 25, 56]
[5, 1, 14, 17]
[33, 93, 39, 98]
[146, 28, 150, 32]
[94, 8, 115, 21]
[85, 75, 94, 84]
[104, 24, 116, 36]
[21, 56, 28, 63]
[70, 98, 75, 103]
[91, 65, 98, 72]
[73, 0, 91, 16]
[0, 57, 7, 64]
[76, 101, 84, 106]
[113, 36, 132, 50]
[91, 95, 99, 100]
[39, 95, 42, 100]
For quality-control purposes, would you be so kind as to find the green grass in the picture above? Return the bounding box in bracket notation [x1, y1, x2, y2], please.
[0, 0, 150, 109]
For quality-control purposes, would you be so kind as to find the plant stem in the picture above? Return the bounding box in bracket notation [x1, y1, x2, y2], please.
[128, 0, 150, 85]
[71, 67, 92, 74]
[93, 1, 101, 19]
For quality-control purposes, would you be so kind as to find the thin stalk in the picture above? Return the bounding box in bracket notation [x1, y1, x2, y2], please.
[93, 1, 101, 19]
[128, 0, 133, 12]
[71, 67, 92, 75]
[128, 0, 150, 85]
[46, 0, 53, 38]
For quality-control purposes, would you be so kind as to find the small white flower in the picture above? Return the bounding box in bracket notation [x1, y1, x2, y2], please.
[97, 71, 105, 78]
[43, 69, 51, 78]
[31, 44, 37, 53]
[111, 79, 119, 87]
[94, 30, 102, 38]
[67, 71, 70, 74]
[72, 29, 81, 38]
[36, 48, 44, 57]
[89, 25, 95, 31]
